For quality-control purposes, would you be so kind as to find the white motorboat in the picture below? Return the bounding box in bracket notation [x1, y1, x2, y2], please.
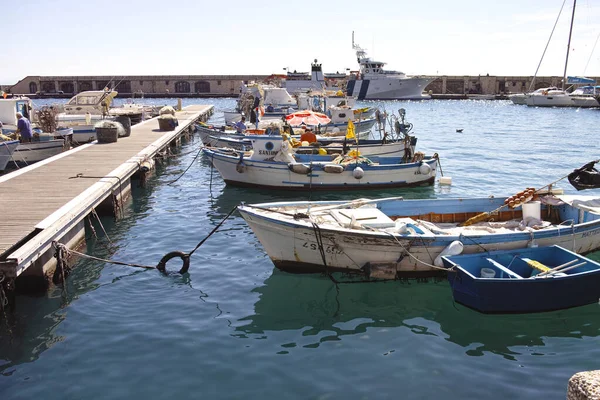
[0, 139, 19, 171]
[569, 85, 600, 108]
[509, 87, 559, 105]
[525, 88, 573, 107]
[56, 90, 117, 143]
[57, 90, 153, 144]
[344, 33, 434, 100]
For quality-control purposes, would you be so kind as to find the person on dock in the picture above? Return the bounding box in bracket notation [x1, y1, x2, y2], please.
[234, 116, 247, 133]
[266, 103, 274, 113]
[15, 112, 32, 143]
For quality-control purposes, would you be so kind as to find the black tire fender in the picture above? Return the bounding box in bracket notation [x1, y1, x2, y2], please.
[156, 251, 190, 274]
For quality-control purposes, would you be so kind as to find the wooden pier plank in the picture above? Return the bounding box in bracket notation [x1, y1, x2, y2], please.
[0, 106, 212, 260]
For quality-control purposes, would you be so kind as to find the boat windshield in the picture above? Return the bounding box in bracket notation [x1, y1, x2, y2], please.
[77, 95, 103, 105]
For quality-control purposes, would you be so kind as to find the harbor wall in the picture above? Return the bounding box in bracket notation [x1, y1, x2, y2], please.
[8, 74, 600, 98]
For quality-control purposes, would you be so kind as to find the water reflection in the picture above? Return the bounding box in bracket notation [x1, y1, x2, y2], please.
[236, 271, 600, 359]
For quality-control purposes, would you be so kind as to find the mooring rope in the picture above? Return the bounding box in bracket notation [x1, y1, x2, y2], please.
[69, 174, 125, 219]
[167, 144, 205, 185]
[51, 206, 237, 278]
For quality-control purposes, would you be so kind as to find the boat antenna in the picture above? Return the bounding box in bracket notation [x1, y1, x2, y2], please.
[562, 0, 577, 91]
[529, 0, 568, 91]
[352, 31, 354, 48]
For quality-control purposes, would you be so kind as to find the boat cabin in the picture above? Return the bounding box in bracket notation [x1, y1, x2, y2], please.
[63, 90, 118, 115]
[0, 97, 33, 127]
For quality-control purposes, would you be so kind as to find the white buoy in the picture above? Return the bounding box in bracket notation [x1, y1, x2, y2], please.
[434, 240, 464, 267]
[353, 167, 364, 179]
[439, 176, 453, 185]
[419, 162, 432, 175]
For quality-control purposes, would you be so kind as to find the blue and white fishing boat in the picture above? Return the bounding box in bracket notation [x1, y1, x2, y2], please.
[442, 245, 600, 313]
[203, 135, 437, 191]
[237, 194, 600, 277]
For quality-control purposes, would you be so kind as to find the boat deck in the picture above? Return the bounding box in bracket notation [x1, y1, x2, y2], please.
[0, 104, 213, 278]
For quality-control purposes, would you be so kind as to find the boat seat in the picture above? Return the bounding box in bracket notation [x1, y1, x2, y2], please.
[485, 258, 524, 279]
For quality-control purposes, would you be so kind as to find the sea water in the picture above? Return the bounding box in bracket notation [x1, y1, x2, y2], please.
[1, 98, 599, 399]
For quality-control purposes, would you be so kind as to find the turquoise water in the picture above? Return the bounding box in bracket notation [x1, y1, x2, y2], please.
[1, 98, 599, 399]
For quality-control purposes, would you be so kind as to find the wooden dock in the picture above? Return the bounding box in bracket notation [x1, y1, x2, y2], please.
[0, 104, 213, 294]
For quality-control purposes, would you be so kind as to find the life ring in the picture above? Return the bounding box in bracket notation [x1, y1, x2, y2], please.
[156, 251, 190, 274]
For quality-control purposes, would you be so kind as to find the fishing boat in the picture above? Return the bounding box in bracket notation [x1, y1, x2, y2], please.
[345, 32, 434, 100]
[203, 135, 437, 191]
[199, 108, 417, 158]
[10, 128, 72, 166]
[442, 245, 600, 313]
[201, 132, 416, 158]
[0, 139, 20, 171]
[237, 191, 600, 277]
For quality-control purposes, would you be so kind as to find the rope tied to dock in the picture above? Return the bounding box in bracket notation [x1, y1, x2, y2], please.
[0, 273, 9, 310]
[50, 206, 238, 278]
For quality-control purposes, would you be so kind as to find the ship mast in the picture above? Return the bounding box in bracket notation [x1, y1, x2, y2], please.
[562, 0, 577, 90]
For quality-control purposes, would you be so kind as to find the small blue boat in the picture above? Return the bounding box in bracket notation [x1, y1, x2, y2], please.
[442, 245, 600, 313]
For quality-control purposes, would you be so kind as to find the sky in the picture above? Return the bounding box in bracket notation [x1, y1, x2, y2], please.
[2, 0, 599, 84]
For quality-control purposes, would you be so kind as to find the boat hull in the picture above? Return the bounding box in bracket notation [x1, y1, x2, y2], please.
[204, 149, 437, 191]
[525, 94, 574, 107]
[443, 246, 600, 313]
[346, 77, 433, 100]
[11, 139, 66, 164]
[238, 197, 600, 276]
[0, 140, 20, 171]
[508, 94, 527, 105]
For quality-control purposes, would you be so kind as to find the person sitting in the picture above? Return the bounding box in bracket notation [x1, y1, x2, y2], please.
[15, 112, 33, 143]
[266, 103, 274, 112]
[233, 116, 247, 133]
[300, 127, 317, 144]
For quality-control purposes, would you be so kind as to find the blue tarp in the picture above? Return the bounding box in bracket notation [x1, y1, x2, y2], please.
[567, 76, 596, 84]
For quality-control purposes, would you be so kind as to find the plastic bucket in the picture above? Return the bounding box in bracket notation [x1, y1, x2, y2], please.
[522, 201, 541, 221]
[480, 267, 496, 278]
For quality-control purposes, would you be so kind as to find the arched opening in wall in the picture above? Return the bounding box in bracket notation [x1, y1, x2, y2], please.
[41, 81, 56, 93]
[445, 80, 463, 95]
[175, 81, 191, 93]
[60, 82, 75, 94]
[116, 81, 131, 93]
[79, 81, 93, 91]
[29, 82, 38, 94]
[95, 81, 110, 90]
[195, 81, 210, 93]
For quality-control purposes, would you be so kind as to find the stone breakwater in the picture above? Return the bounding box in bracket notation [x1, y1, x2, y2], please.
[568, 370, 600, 400]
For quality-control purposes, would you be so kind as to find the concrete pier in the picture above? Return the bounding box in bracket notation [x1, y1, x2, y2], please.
[0, 104, 213, 305]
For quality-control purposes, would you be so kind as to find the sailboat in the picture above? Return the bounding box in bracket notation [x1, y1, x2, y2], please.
[524, 0, 595, 107]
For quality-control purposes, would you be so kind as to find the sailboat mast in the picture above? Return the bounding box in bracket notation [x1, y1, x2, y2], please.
[562, 0, 577, 90]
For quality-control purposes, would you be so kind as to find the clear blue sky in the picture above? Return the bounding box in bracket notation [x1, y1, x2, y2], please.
[2, 0, 599, 84]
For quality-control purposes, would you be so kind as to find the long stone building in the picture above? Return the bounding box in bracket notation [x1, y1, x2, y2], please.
[8, 74, 599, 97]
